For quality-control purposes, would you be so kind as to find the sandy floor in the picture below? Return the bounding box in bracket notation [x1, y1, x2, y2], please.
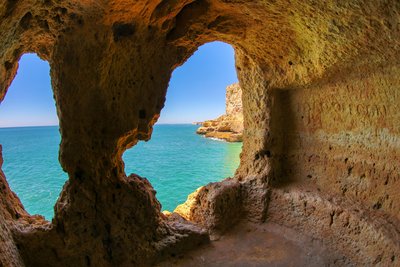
[157, 221, 330, 267]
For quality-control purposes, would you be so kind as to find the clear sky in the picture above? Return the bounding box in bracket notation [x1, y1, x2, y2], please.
[158, 41, 238, 123]
[0, 54, 58, 127]
[0, 41, 237, 127]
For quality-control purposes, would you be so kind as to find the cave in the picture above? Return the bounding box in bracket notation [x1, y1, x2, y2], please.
[123, 41, 242, 213]
[0, 53, 67, 221]
[0, 1, 399, 266]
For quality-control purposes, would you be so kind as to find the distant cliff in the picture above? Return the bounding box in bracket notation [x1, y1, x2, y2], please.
[196, 83, 243, 142]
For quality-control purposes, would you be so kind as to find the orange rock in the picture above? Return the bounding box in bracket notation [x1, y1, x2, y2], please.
[0, 0, 400, 265]
[197, 83, 243, 142]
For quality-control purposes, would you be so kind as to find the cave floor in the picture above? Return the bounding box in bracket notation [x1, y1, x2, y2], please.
[157, 221, 330, 267]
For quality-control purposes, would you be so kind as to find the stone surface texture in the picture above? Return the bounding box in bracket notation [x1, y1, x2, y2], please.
[174, 179, 242, 239]
[0, 0, 400, 266]
[196, 83, 243, 142]
[157, 222, 331, 267]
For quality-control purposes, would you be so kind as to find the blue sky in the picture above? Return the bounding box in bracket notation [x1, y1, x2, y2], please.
[0, 41, 237, 127]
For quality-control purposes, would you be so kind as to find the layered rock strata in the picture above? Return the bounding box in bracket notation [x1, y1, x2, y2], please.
[0, 0, 400, 266]
[196, 83, 243, 142]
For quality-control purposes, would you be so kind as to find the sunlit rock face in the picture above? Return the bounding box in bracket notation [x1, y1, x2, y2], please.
[196, 83, 243, 142]
[174, 178, 242, 240]
[0, 146, 28, 267]
[0, 0, 400, 266]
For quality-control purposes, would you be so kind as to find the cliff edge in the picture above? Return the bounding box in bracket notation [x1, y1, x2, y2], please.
[196, 83, 243, 142]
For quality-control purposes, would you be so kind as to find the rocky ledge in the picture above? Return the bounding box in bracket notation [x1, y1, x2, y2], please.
[1, 1, 400, 265]
[196, 83, 243, 142]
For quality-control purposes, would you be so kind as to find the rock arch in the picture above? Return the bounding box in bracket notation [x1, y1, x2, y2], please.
[0, 0, 399, 266]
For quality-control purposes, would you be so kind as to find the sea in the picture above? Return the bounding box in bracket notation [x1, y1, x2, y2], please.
[0, 124, 242, 220]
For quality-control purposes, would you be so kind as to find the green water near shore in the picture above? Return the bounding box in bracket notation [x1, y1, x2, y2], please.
[0, 124, 241, 219]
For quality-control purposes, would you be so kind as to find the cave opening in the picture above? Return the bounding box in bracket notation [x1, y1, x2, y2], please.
[122, 41, 243, 212]
[0, 53, 67, 220]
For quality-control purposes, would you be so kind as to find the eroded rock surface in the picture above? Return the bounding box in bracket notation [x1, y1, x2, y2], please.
[0, 146, 26, 267]
[196, 83, 243, 142]
[174, 179, 242, 239]
[0, 0, 400, 266]
[157, 222, 331, 267]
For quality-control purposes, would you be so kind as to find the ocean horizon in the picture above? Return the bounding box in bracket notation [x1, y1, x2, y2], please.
[0, 122, 202, 129]
[0, 124, 241, 220]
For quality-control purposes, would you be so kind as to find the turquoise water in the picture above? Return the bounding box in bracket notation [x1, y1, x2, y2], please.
[0, 124, 241, 219]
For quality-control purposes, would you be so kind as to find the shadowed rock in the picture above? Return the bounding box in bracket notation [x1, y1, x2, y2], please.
[0, 0, 399, 266]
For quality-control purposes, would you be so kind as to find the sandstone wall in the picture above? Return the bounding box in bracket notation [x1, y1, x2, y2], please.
[196, 83, 243, 142]
[0, 146, 27, 267]
[0, 0, 399, 266]
[226, 83, 242, 119]
[264, 63, 400, 265]
[270, 64, 400, 219]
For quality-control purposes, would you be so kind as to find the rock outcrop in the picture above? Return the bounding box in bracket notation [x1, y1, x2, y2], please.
[0, 0, 400, 266]
[174, 179, 242, 239]
[197, 83, 243, 142]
